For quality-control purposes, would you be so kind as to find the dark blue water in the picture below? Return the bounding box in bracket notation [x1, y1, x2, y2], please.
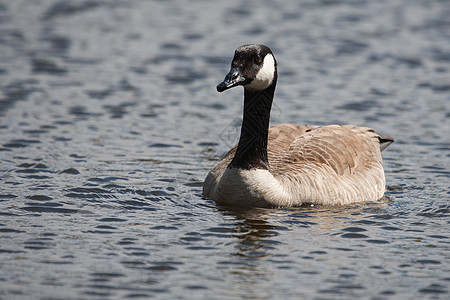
[1, 0, 449, 298]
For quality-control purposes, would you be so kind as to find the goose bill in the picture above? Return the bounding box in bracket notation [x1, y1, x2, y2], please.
[216, 66, 247, 92]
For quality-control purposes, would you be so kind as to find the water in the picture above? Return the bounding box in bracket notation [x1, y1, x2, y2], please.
[0, 0, 449, 298]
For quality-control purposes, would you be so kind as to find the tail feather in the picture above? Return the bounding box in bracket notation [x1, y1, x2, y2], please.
[379, 135, 394, 152]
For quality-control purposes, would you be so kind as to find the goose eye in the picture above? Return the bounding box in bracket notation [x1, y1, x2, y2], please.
[254, 55, 262, 64]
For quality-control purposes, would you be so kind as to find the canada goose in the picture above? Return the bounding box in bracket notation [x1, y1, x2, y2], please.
[203, 44, 394, 208]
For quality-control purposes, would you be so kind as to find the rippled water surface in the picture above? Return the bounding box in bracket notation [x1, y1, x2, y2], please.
[1, 0, 449, 299]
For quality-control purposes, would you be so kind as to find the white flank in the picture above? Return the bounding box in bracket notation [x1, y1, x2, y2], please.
[245, 53, 276, 91]
[207, 159, 386, 207]
[214, 168, 292, 207]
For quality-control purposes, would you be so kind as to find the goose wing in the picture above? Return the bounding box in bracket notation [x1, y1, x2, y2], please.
[269, 124, 385, 177]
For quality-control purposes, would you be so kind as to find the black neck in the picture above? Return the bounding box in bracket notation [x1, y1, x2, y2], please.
[229, 83, 276, 170]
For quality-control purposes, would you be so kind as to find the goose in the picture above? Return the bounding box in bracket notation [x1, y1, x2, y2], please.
[203, 44, 394, 208]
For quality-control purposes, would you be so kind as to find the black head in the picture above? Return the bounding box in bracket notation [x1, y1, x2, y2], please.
[217, 44, 277, 92]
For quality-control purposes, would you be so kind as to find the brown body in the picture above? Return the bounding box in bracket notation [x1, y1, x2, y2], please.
[204, 124, 391, 207]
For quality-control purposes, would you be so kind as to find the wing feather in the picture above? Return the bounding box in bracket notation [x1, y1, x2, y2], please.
[269, 124, 383, 177]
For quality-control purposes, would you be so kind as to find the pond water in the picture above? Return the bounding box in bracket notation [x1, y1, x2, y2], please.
[0, 0, 449, 299]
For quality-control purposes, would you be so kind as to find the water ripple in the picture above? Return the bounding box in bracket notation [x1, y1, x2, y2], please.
[0, 0, 448, 299]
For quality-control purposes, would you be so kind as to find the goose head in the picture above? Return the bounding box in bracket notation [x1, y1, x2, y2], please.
[217, 44, 277, 92]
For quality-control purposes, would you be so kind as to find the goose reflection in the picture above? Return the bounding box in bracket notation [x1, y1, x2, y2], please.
[215, 201, 390, 295]
[219, 199, 389, 249]
[218, 207, 285, 258]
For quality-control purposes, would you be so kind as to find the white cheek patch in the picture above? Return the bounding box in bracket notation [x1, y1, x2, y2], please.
[245, 54, 276, 91]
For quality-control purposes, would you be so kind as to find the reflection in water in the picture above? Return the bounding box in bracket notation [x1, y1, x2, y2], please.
[227, 208, 281, 258]
[214, 202, 397, 298]
[218, 201, 388, 258]
[223, 200, 389, 241]
[214, 208, 280, 295]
